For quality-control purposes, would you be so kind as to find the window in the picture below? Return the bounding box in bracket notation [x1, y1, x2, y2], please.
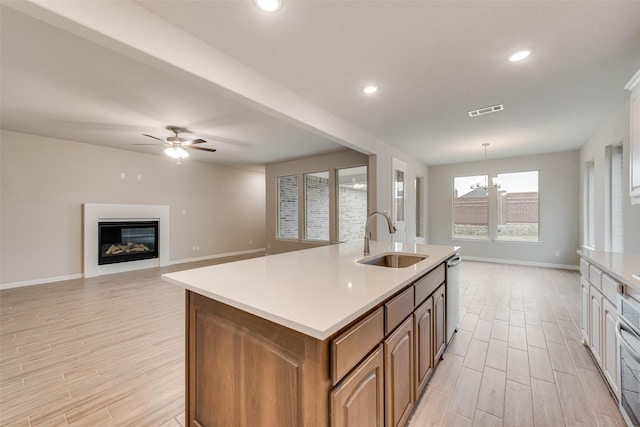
[453, 175, 489, 239]
[276, 163, 368, 243]
[584, 161, 595, 249]
[415, 177, 425, 239]
[337, 166, 367, 243]
[277, 175, 298, 239]
[606, 146, 623, 252]
[495, 171, 539, 242]
[394, 169, 405, 223]
[392, 158, 408, 243]
[305, 171, 329, 241]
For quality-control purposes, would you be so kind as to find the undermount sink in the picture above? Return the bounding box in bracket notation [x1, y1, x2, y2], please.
[357, 252, 428, 268]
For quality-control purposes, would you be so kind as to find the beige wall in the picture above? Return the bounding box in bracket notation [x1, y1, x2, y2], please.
[429, 150, 580, 267]
[579, 101, 640, 253]
[265, 149, 369, 254]
[0, 130, 266, 286]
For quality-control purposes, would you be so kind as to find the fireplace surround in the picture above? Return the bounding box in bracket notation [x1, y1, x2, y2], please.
[83, 204, 170, 277]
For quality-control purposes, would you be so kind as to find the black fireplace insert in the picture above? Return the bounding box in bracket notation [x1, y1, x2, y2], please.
[98, 221, 159, 265]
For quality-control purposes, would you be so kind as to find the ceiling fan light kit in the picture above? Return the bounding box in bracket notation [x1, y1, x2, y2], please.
[164, 146, 189, 159]
[135, 126, 216, 164]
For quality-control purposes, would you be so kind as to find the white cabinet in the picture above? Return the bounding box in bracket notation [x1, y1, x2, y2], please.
[625, 68, 640, 204]
[589, 285, 603, 367]
[579, 255, 621, 400]
[580, 277, 590, 344]
[602, 297, 620, 399]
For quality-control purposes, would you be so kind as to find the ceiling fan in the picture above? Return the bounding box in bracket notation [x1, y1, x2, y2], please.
[135, 126, 216, 164]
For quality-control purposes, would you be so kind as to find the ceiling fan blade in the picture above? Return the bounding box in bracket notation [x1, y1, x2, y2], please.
[142, 133, 165, 142]
[188, 146, 217, 153]
[182, 138, 206, 145]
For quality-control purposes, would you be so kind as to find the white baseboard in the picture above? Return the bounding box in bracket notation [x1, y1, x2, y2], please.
[1, 249, 266, 290]
[169, 248, 266, 265]
[462, 255, 579, 270]
[1, 273, 84, 291]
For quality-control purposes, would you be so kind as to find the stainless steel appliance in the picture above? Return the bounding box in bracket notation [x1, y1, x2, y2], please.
[617, 290, 640, 427]
[446, 253, 461, 344]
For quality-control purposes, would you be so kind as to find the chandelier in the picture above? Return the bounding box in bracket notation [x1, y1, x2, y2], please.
[470, 143, 501, 190]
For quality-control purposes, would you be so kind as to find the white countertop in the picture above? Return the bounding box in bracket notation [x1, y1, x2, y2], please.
[162, 240, 459, 340]
[577, 249, 640, 292]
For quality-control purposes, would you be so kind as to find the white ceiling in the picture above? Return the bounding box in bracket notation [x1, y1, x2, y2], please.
[2, 1, 640, 168]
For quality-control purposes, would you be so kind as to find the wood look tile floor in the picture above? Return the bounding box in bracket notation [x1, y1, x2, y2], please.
[408, 262, 625, 427]
[0, 258, 625, 426]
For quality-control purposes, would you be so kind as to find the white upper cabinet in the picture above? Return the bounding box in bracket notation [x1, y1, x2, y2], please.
[625, 68, 640, 204]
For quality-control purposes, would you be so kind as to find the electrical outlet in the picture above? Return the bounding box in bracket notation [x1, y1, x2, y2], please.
[120, 172, 126, 180]
[137, 174, 142, 181]
[249, 240, 253, 246]
[555, 250, 560, 257]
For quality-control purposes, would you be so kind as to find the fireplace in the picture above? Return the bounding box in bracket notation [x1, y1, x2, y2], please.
[84, 204, 169, 277]
[98, 221, 159, 265]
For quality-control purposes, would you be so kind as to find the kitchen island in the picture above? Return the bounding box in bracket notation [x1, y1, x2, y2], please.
[163, 240, 459, 427]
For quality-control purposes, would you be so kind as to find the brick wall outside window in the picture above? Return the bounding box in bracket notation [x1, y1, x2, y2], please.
[278, 175, 298, 239]
[454, 191, 538, 226]
[278, 175, 367, 242]
[305, 175, 329, 240]
[338, 186, 367, 242]
[454, 197, 489, 225]
[498, 192, 539, 224]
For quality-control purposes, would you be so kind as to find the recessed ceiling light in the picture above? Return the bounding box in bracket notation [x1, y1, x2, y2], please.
[508, 49, 532, 62]
[363, 85, 378, 94]
[255, 0, 281, 12]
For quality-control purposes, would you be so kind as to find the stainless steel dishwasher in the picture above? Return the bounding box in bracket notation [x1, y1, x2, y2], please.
[446, 253, 461, 344]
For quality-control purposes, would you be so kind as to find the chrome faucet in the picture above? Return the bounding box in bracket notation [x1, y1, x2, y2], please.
[364, 211, 397, 255]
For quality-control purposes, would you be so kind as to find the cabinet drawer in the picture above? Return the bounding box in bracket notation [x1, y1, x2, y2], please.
[589, 265, 602, 290]
[580, 258, 590, 279]
[601, 274, 620, 305]
[414, 264, 445, 307]
[331, 307, 384, 385]
[386, 286, 415, 334]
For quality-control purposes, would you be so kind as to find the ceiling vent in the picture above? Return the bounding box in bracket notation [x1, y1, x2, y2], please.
[468, 104, 504, 117]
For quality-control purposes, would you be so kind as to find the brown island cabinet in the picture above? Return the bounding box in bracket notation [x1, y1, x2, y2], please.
[163, 241, 457, 427]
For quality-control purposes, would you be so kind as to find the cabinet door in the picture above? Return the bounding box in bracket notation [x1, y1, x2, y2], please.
[330, 345, 384, 427]
[580, 277, 590, 344]
[589, 286, 603, 367]
[433, 284, 446, 363]
[602, 298, 620, 399]
[385, 317, 414, 427]
[414, 296, 433, 398]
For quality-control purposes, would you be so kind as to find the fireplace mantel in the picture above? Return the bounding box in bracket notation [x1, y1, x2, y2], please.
[83, 204, 170, 278]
